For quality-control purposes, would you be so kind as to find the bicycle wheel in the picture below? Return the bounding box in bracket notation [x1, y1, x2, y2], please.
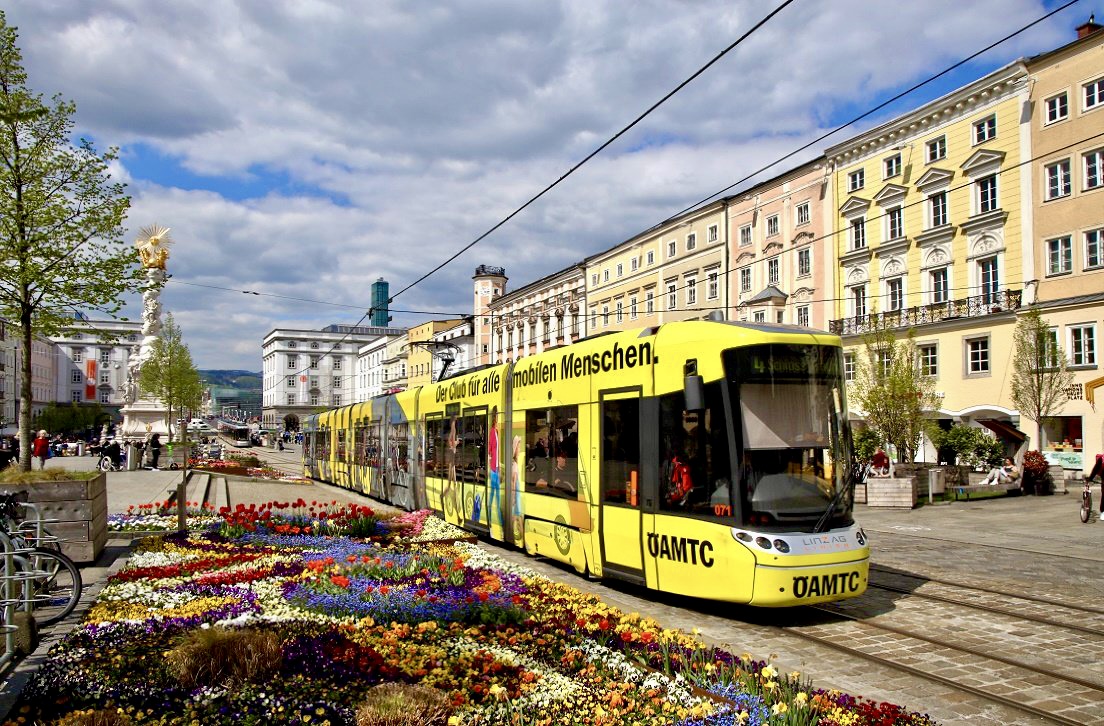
[1081, 490, 1092, 523]
[24, 548, 82, 626]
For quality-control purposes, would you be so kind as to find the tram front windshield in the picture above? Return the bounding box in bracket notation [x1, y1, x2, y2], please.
[725, 344, 852, 528]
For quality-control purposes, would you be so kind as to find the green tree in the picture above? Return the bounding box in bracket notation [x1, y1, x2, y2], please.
[140, 314, 204, 440]
[850, 326, 940, 463]
[1010, 307, 1073, 449]
[32, 402, 109, 437]
[0, 13, 141, 471]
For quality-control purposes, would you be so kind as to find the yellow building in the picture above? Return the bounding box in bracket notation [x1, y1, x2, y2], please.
[406, 320, 465, 388]
[1023, 19, 1104, 470]
[826, 60, 1031, 458]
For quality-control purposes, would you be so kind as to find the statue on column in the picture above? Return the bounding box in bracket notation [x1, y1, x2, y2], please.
[124, 225, 173, 405]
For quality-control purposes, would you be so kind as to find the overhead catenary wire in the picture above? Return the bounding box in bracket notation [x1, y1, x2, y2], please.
[386, 0, 799, 302]
[184, 0, 1082, 328]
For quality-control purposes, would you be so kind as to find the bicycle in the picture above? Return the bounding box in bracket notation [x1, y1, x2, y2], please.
[98, 454, 125, 472]
[0, 492, 82, 626]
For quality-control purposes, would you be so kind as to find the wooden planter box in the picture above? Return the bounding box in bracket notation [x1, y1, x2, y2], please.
[0, 473, 107, 564]
[865, 477, 917, 508]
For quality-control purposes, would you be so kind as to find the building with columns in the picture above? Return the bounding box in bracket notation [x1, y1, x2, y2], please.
[486, 264, 586, 364]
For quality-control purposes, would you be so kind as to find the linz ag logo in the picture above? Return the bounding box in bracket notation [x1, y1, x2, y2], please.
[792, 571, 862, 599]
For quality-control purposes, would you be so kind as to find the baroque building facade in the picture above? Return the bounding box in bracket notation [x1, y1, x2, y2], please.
[727, 159, 835, 328]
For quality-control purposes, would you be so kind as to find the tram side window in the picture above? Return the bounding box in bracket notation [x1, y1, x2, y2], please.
[659, 384, 731, 515]
[390, 422, 409, 472]
[318, 428, 331, 460]
[367, 422, 380, 468]
[526, 406, 579, 498]
[424, 417, 444, 477]
[353, 424, 367, 466]
[601, 399, 640, 505]
[304, 432, 315, 462]
[459, 411, 485, 483]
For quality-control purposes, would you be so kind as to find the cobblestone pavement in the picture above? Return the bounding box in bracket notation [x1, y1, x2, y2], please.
[7, 459, 1099, 725]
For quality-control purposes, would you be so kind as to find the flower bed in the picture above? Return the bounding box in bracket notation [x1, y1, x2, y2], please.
[187, 457, 310, 483]
[12, 502, 935, 725]
[108, 500, 221, 532]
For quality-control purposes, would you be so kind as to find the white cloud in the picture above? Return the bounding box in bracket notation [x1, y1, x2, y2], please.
[4, 0, 1071, 368]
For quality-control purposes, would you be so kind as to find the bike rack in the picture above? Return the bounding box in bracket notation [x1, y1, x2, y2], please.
[15, 502, 64, 548]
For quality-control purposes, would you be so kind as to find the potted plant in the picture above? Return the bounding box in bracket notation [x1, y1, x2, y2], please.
[1020, 450, 1052, 496]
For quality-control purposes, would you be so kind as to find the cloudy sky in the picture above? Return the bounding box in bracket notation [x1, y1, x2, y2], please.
[5, 0, 1077, 370]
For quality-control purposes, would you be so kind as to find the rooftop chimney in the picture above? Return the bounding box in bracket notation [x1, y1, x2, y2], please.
[1077, 14, 1102, 39]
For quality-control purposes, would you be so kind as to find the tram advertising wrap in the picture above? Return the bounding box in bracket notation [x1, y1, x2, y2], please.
[302, 320, 869, 607]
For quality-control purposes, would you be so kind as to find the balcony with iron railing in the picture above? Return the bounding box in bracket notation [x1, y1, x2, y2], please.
[829, 289, 1022, 337]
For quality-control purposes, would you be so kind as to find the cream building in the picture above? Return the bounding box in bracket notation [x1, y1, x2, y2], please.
[381, 331, 409, 393]
[1022, 19, 1104, 469]
[826, 59, 1031, 458]
[727, 159, 834, 328]
[587, 201, 727, 332]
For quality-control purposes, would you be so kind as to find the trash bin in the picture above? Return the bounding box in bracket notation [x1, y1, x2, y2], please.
[126, 443, 140, 471]
[927, 468, 945, 502]
[77, 442, 85, 457]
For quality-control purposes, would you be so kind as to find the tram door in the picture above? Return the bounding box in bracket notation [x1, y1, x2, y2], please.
[367, 401, 385, 499]
[598, 390, 647, 582]
[385, 397, 416, 511]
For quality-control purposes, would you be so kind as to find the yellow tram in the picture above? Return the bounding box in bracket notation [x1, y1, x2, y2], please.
[303, 320, 869, 606]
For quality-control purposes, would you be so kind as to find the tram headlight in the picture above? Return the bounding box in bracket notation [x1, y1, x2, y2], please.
[772, 539, 790, 553]
[733, 531, 753, 543]
[754, 536, 772, 550]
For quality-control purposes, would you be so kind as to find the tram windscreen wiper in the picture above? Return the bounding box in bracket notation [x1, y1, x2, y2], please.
[813, 458, 860, 533]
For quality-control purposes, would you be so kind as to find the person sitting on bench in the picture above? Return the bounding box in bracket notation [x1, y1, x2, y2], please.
[981, 457, 1019, 486]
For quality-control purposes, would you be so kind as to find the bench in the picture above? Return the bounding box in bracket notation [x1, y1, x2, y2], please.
[952, 481, 1019, 500]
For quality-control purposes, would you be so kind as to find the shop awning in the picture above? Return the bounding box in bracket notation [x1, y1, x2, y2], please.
[979, 418, 1027, 443]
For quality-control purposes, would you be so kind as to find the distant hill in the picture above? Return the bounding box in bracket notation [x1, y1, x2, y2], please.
[198, 370, 262, 390]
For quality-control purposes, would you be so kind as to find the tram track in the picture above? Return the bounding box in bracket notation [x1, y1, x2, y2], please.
[781, 615, 1096, 726]
[869, 564, 1104, 616]
[865, 527, 1104, 563]
[865, 580, 1104, 637]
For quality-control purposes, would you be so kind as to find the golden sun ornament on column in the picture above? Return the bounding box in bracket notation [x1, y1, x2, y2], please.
[134, 224, 173, 269]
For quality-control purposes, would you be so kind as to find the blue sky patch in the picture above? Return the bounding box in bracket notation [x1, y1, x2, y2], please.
[120, 142, 349, 205]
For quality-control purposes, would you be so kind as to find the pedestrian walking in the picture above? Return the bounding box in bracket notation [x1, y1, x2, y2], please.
[32, 429, 50, 470]
[148, 433, 162, 470]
